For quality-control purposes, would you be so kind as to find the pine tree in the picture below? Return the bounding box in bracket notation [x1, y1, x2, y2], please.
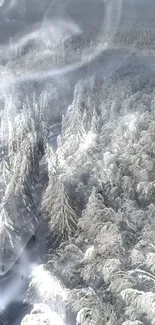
[42, 177, 78, 248]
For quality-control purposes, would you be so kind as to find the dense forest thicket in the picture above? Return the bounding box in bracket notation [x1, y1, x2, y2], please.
[21, 54, 155, 324]
[1, 1, 155, 324]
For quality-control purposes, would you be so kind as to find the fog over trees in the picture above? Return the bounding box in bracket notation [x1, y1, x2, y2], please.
[1, 0, 155, 325]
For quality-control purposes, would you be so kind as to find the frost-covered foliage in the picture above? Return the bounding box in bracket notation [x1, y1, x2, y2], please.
[3, 2, 155, 325]
[42, 177, 78, 247]
[0, 95, 47, 272]
[29, 53, 155, 325]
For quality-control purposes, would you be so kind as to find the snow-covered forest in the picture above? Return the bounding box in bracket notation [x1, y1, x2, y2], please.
[25, 63, 155, 325]
[1, 0, 155, 324]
